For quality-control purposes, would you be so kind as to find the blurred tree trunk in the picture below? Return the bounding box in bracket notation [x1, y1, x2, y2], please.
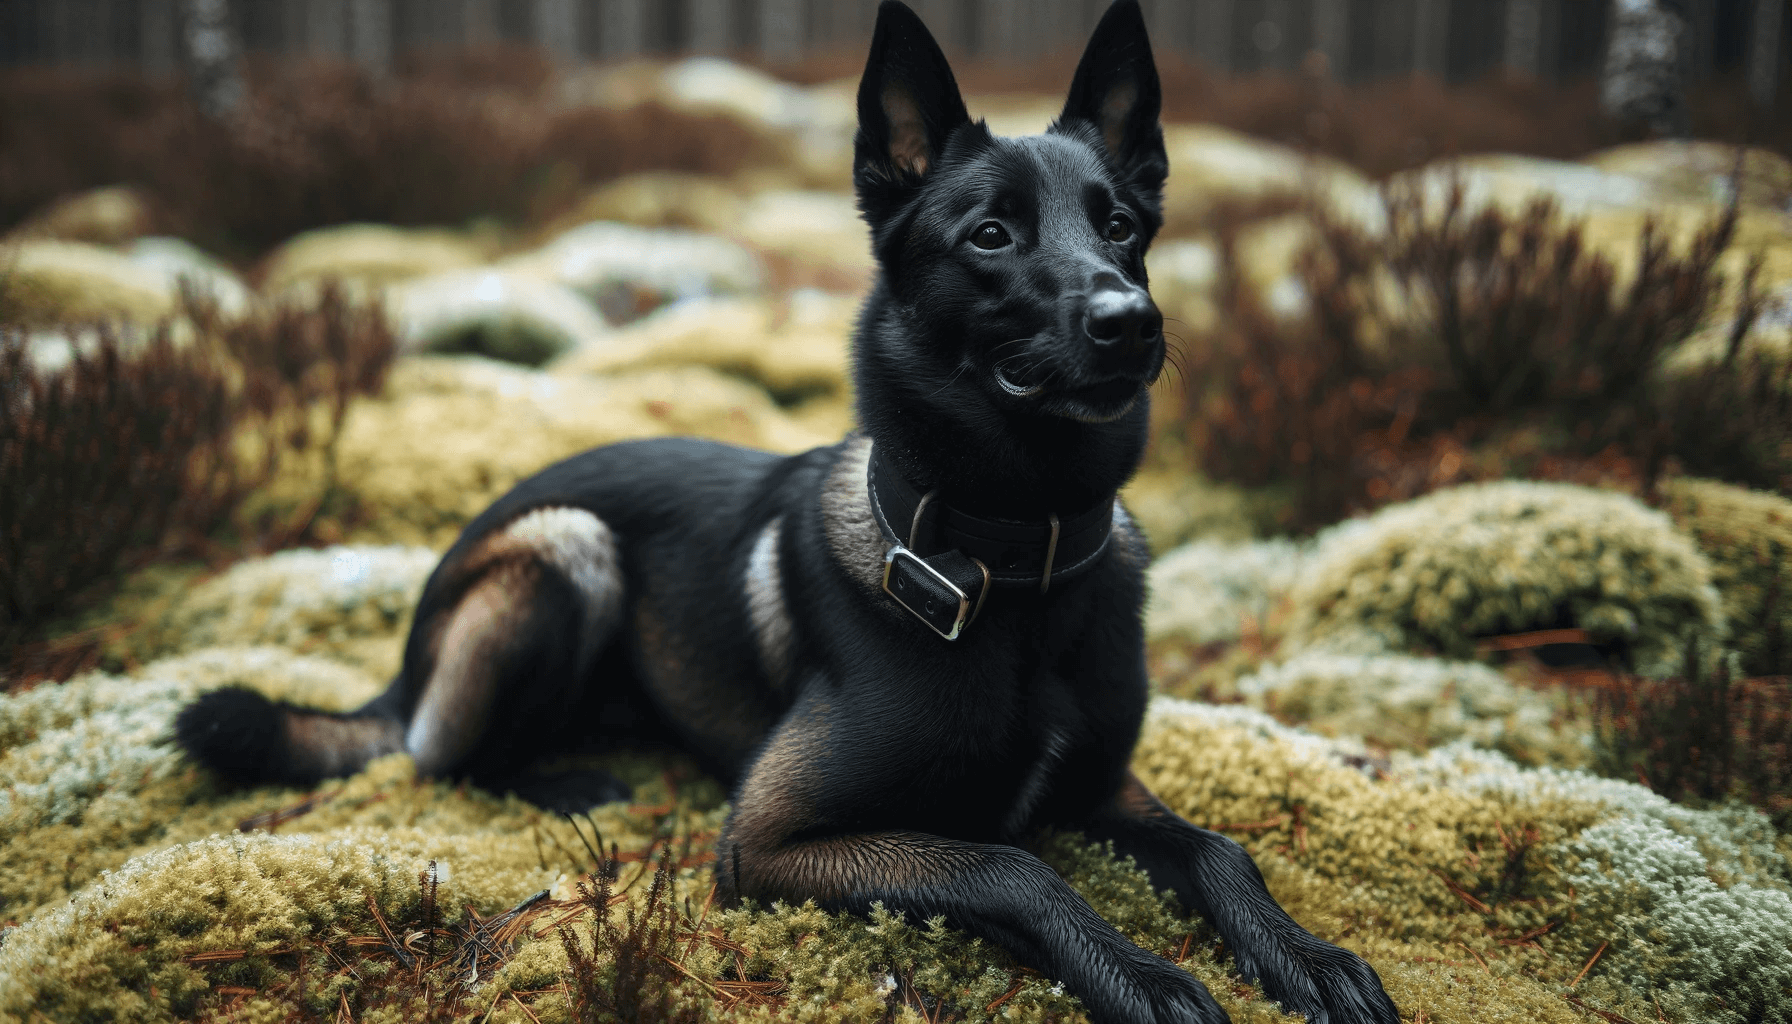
[1193, 0, 1234, 72]
[599, 0, 645, 57]
[685, 0, 732, 52]
[758, 0, 803, 60]
[1503, 0, 1544, 76]
[1601, 0, 1690, 137]
[349, 0, 392, 74]
[141, 0, 179, 75]
[180, 0, 244, 118]
[1412, 0, 1447, 78]
[533, 0, 579, 63]
[1311, 0, 1350, 80]
[1749, 0, 1784, 109]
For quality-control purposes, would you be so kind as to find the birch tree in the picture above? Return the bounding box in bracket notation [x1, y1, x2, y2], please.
[1601, 0, 1690, 137]
[180, 0, 244, 118]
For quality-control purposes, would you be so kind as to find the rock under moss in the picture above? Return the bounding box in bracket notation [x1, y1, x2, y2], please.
[0, 238, 180, 327]
[1233, 651, 1589, 768]
[1659, 477, 1792, 677]
[333, 356, 836, 547]
[1287, 481, 1724, 675]
[259, 224, 489, 296]
[547, 290, 854, 401]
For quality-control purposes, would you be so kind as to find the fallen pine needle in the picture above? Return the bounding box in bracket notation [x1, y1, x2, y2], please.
[1571, 941, 1609, 987]
[1565, 994, 1637, 1024]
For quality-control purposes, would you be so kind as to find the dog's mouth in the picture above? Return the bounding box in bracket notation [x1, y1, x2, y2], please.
[993, 358, 1151, 421]
[993, 361, 1050, 397]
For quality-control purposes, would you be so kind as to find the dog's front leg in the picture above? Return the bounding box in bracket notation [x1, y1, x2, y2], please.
[715, 720, 1229, 1024]
[1082, 773, 1400, 1024]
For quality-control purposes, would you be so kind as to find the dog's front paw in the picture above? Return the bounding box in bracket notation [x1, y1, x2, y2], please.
[1239, 934, 1398, 1024]
[1106, 947, 1232, 1024]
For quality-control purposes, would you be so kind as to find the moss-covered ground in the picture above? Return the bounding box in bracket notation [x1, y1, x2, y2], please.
[3, 528, 1789, 1023]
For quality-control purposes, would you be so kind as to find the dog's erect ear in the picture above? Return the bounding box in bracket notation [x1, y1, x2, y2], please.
[1058, 0, 1166, 190]
[854, 2, 970, 186]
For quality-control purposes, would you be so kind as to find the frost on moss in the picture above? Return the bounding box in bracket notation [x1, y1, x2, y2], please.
[1145, 539, 1307, 647]
[1234, 652, 1590, 767]
[1287, 481, 1724, 675]
[1139, 700, 1792, 1024]
[1561, 816, 1792, 1023]
[1659, 476, 1792, 677]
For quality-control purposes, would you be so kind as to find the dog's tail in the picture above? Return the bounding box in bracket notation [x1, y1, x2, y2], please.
[175, 686, 406, 788]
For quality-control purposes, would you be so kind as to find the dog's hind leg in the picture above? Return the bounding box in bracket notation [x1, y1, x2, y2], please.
[179, 506, 634, 808]
[402, 506, 633, 811]
[1079, 773, 1400, 1024]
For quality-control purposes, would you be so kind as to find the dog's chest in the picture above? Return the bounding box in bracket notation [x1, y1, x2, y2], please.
[999, 722, 1071, 836]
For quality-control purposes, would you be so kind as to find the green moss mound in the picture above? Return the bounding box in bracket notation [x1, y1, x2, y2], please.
[1659, 476, 1792, 677]
[1287, 481, 1724, 675]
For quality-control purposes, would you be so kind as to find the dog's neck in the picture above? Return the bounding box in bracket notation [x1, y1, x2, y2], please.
[853, 310, 1148, 523]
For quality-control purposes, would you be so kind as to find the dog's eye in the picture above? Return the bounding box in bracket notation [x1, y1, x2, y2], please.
[1106, 215, 1134, 242]
[971, 222, 1011, 250]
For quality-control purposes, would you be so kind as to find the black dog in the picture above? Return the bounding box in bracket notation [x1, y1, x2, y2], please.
[178, 4, 1398, 1021]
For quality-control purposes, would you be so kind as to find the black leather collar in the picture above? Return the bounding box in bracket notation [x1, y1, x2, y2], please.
[867, 444, 1116, 591]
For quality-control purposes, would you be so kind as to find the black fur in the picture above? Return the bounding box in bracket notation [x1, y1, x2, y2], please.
[175, 687, 289, 782]
[174, 4, 1398, 1022]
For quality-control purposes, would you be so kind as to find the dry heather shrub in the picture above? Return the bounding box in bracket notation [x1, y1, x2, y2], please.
[186, 282, 397, 519]
[0, 60, 784, 260]
[1659, 477, 1792, 676]
[0, 286, 396, 680]
[1595, 639, 1792, 829]
[1656, 270, 1792, 497]
[1286, 481, 1723, 674]
[1184, 178, 1755, 531]
[0, 326, 238, 658]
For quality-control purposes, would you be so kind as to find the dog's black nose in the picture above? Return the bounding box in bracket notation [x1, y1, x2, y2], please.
[1083, 288, 1161, 351]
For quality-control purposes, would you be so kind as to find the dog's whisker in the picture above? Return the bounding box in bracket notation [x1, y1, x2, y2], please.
[925, 359, 974, 398]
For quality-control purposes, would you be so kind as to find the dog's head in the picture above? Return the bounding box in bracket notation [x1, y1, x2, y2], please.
[851, 0, 1168, 507]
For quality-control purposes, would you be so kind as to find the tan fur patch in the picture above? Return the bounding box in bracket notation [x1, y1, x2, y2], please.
[284, 714, 403, 779]
[1113, 771, 1169, 820]
[406, 563, 536, 775]
[820, 437, 892, 596]
[1099, 78, 1137, 154]
[744, 517, 794, 692]
[1109, 501, 1151, 570]
[634, 597, 776, 765]
[883, 83, 931, 176]
[482, 506, 624, 636]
